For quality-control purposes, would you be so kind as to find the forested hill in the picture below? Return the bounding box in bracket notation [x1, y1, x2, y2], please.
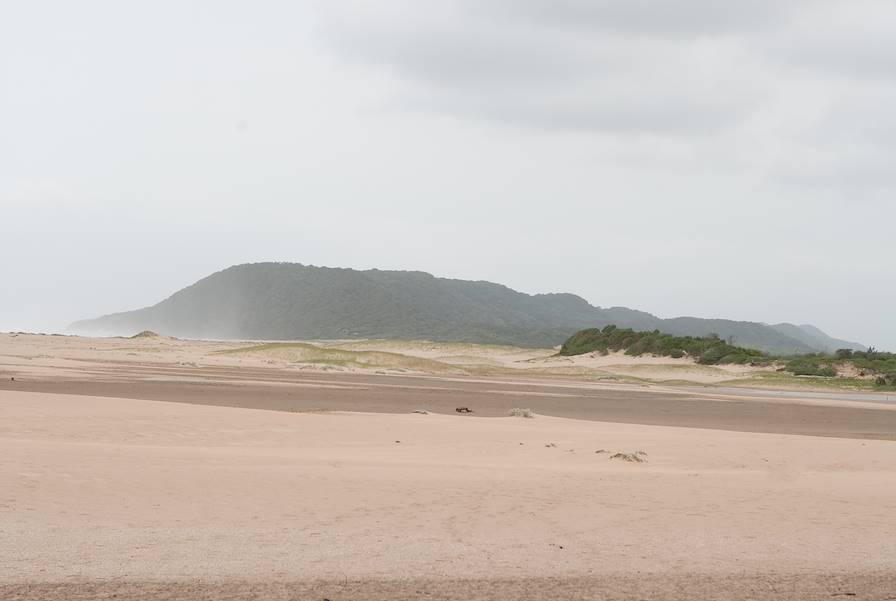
[70, 262, 863, 353]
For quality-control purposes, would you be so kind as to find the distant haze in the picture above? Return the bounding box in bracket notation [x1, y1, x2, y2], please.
[2, 1, 894, 350]
[69, 262, 864, 354]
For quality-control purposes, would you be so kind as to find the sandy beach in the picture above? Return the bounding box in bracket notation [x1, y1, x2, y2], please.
[2, 334, 895, 599]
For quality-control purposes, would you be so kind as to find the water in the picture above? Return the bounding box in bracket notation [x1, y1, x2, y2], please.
[690, 386, 896, 405]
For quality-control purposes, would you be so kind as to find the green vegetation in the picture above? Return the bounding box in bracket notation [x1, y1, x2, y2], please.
[784, 349, 896, 387]
[561, 326, 896, 389]
[129, 330, 160, 339]
[559, 325, 766, 365]
[71, 262, 861, 353]
[719, 372, 890, 392]
[784, 356, 838, 377]
[217, 342, 464, 374]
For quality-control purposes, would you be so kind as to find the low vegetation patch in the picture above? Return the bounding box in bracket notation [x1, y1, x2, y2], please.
[784, 356, 838, 377]
[559, 325, 766, 366]
[610, 451, 648, 463]
[130, 330, 160, 339]
[561, 326, 896, 388]
[508, 407, 534, 418]
[216, 342, 462, 373]
[782, 349, 896, 387]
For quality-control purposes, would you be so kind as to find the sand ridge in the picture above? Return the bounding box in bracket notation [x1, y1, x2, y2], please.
[0, 332, 776, 385]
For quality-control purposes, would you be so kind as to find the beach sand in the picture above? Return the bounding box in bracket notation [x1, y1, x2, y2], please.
[2, 334, 895, 599]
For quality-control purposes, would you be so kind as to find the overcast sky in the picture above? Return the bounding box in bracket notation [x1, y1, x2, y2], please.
[2, 0, 894, 349]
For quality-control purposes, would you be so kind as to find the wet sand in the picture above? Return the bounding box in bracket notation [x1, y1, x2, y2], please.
[3, 365, 896, 440]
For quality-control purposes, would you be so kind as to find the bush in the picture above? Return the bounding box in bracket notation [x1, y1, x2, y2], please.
[508, 407, 534, 418]
[559, 325, 766, 366]
[697, 345, 728, 365]
[785, 357, 838, 377]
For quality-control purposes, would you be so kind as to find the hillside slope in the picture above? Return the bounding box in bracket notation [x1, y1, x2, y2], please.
[771, 323, 867, 353]
[70, 263, 857, 352]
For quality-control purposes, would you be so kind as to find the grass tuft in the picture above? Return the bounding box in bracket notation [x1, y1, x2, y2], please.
[130, 330, 160, 339]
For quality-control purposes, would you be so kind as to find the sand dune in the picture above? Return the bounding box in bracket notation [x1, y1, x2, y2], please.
[0, 332, 772, 384]
[3, 390, 895, 584]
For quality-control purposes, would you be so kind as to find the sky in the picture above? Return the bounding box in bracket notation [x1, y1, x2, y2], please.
[1, 0, 894, 350]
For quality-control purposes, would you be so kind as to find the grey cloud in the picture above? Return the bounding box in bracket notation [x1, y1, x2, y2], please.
[809, 90, 896, 148]
[317, 1, 764, 136]
[775, 155, 896, 192]
[400, 81, 754, 136]
[771, 29, 896, 82]
[767, 84, 896, 190]
[764, 0, 896, 81]
[323, 19, 590, 88]
[317, 0, 896, 192]
[475, 0, 793, 37]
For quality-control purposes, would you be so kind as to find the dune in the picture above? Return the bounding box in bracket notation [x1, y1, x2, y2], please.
[0, 332, 777, 385]
[2, 390, 895, 588]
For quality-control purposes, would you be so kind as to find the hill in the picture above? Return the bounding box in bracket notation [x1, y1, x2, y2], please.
[70, 262, 861, 353]
[770, 323, 867, 353]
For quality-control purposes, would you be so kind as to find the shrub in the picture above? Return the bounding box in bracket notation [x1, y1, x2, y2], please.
[785, 357, 838, 377]
[508, 407, 534, 418]
[130, 330, 160, 339]
[559, 326, 766, 366]
[610, 451, 647, 463]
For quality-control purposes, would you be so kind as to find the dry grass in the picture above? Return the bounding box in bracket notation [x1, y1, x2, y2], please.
[610, 451, 648, 463]
[508, 407, 534, 418]
[215, 342, 465, 374]
[129, 330, 160, 339]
